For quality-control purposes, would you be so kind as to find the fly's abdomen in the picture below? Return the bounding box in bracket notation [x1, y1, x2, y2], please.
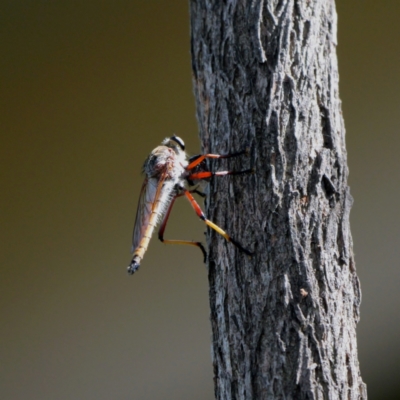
[128, 204, 161, 274]
[128, 181, 175, 274]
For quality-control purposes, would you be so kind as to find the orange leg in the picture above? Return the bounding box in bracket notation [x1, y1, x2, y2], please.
[158, 193, 207, 262]
[186, 149, 249, 171]
[188, 168, 254, 181]
[183, 189, 252, 256]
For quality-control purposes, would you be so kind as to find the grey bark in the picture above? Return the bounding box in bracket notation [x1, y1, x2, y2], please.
[190, 1, 366, 399]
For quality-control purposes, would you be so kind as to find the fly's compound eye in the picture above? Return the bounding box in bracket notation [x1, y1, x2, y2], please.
[170, 135, 185, 151]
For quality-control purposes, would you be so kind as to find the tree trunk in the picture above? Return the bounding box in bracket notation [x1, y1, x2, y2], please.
[190, 1, 366, 399]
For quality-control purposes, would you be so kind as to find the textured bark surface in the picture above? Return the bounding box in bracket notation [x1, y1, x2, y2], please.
[190, 1, 366, 399]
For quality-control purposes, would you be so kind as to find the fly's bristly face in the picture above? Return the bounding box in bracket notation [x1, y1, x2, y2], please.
[161, 136, 187, 163]
[163, 135, 185, 151]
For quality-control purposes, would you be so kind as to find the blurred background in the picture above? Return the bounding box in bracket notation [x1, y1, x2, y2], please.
[0, 1, 398, 399]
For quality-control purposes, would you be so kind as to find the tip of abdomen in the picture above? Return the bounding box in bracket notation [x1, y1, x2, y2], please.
[127, 257, 140, 275]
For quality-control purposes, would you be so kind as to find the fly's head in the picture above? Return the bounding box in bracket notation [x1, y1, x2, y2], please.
[161, 135, 188, 169]
[143, 136, 187, 178]
[162, 136, 186, 156]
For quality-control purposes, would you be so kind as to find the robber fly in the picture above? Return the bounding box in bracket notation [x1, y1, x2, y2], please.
[128, 135, 252, 274]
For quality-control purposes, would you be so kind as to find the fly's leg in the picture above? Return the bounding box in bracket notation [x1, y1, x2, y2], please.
[187, 168, 254, 181]
[190, 188, 206, 198]
[186, 148, 249, 171]
[158, 193, 207, 262]
[183, 189, 253, 256]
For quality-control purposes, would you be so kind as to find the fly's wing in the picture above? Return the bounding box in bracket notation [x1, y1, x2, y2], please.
[131, 173, 170, 253]
[132, 178, 156, 253]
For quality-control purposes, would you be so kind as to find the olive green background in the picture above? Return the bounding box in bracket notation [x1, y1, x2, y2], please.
[1, 1, 399, 399]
